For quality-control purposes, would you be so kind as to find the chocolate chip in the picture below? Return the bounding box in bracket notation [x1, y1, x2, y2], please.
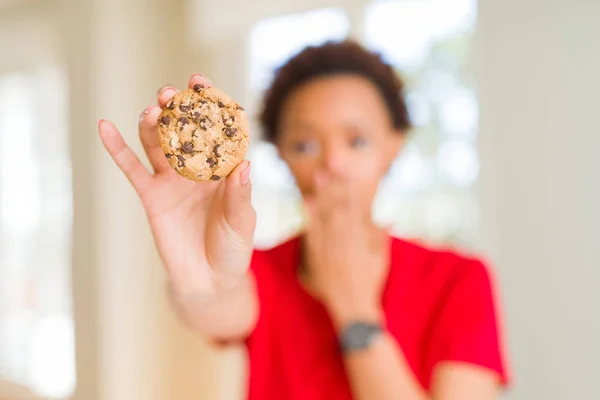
[224, 127, 237, 137]
[210, 175, 221, 181]
[179, 104, 191, 112]
[199, 117, 212, 130]
[178, 117, 189, 126]
[182, 142, 194, 153]
[206, 157, 216, 168]
[218, 101, 225, 108]
[176, 155, 185, 168]
[237, 105, 245, 111]
[223, 115, 234, 126]
[192, 112, 201, 122]
[212, 144, 221, 157]
[160, 115, 171, 125]
[200, 100, 207, 105]
[193, 84, 204, 92]
[166, 100, 175, 110]
[165, 153, 172, 158]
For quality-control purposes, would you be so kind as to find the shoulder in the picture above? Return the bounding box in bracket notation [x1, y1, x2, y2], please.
[387, 236, 501, 323]
[390, 237, 504, 347]
[388, 237, 510, 385]
[390, 236, 496, 295]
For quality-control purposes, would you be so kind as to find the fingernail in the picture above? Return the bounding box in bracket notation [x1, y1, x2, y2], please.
[192, 73, 213, 87]
[98, 119, 105, 126]
[162, 88, 176, 98]
[157, 85, 175, 96]
[239, 161, 251, 185]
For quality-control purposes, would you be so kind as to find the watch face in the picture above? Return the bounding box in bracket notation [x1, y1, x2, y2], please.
[342, 322, 382, 352]
[348, 323, 372, 344]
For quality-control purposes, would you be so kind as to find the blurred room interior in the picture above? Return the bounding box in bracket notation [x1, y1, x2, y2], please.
[0, 0, 599, 399]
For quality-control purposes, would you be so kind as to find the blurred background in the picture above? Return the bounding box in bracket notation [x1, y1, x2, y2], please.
[0, 0, 598, 399]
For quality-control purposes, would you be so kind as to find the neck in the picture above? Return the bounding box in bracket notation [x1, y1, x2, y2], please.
[298, 224, 390, 278]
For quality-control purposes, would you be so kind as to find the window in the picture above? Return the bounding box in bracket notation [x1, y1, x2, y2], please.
[248, 8, 351, 93]
[366, 0, 479, 246]
[0, 68, 75, 399]
[246, 0, 479, 248]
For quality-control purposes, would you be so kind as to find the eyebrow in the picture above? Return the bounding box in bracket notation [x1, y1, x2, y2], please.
[282, 119, 318, 132]
[283, 116, 374, 134]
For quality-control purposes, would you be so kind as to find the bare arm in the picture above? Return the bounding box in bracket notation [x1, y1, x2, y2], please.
[432, 363, 500, 400]
[330, 289, 501, 400]
[342, 331, 500, 400]
[342, 330, 428, 400]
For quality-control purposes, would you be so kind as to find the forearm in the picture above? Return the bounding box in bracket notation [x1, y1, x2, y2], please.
[327, 302, 429, 400]
[342, 330, 429, 400]
[168, 271, 258, 341]
[331, 306, 501, 400]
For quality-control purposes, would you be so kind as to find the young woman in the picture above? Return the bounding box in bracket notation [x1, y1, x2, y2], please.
[98, 40, 509, 400]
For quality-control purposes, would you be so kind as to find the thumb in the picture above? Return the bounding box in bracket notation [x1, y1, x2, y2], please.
[223, 160, 256, 243]
[206, 160, 255, 290]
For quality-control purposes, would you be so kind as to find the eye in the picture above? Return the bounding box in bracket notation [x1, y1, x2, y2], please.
[350, 136, 368, 149]
[293, 140, 319, 155]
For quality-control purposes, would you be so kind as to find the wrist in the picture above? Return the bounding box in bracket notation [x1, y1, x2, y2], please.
[338, 320, 385, 355]
[325, 298, 383, 333]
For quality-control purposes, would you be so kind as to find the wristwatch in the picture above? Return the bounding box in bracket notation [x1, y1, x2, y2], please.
[339, 321, 383, 354]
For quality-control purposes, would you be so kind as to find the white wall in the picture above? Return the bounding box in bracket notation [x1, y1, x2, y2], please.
[475, 0, 600, 399]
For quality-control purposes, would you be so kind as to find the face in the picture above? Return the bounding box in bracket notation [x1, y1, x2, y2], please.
[276, 74, 404, 212]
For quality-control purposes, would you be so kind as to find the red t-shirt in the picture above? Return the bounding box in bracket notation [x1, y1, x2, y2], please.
[245, 235, 510, 399]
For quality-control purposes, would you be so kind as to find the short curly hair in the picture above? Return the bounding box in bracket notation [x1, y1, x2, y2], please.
[259, 39, 411, 142]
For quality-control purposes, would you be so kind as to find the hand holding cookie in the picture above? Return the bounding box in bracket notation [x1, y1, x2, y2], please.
[98, 74, 256, 297]
[157, 84, 249, 182]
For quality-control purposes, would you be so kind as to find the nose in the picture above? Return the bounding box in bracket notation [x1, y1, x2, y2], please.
[320, 144, 347, 176]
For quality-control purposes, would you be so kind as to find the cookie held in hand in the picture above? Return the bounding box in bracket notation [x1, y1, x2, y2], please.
[158, 85, 249, 182]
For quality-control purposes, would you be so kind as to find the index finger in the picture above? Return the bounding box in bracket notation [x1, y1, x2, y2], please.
[98, 120, 153, 195]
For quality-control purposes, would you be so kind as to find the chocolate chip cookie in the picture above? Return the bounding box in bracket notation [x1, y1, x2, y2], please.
[157, 85, 249, 181]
